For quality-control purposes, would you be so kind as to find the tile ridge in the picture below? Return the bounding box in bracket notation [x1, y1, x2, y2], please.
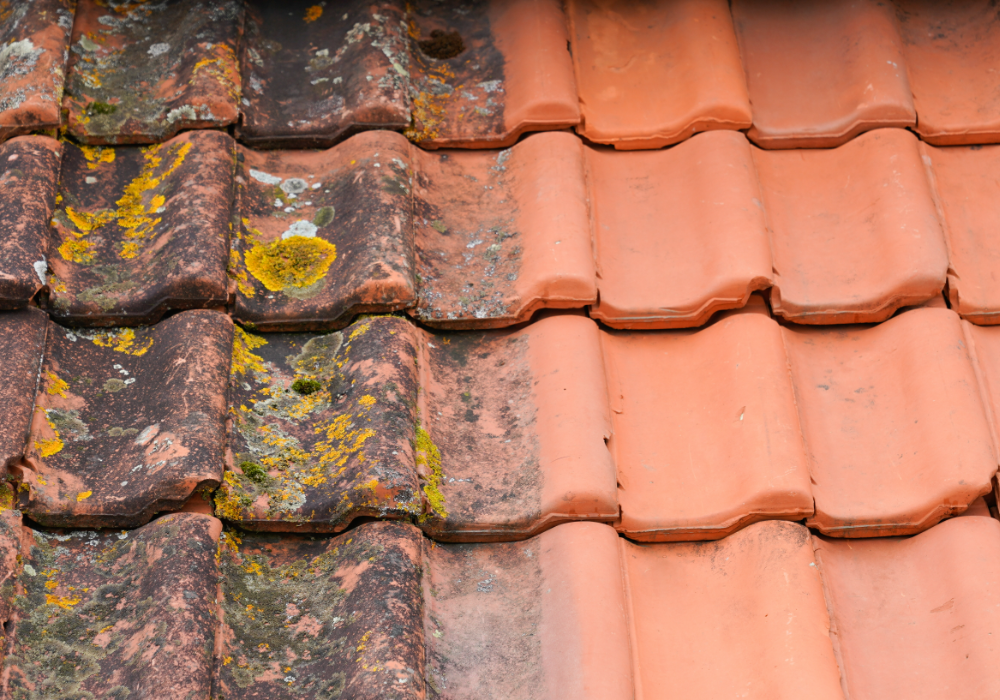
[615, 534, 642, 700]
[809, 534, 853, 700]
[961, 319, 1000, 464]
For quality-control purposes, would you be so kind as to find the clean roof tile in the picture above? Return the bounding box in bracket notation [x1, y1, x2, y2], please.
[784, 307, 996, 536]
[567, 0, 752, 149]
[0, 308, 48, 474]
[815, 515, 1000, 699]
[755, 129, 947, 324]
[18, 311, 232, 527]
[48, 130, 235, 325]
[0, 0, 75, 142]
[0, 135, 60, 309]
[62, 0, 242, 144]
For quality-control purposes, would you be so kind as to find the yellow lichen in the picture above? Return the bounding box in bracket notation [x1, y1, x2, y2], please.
[80, 144, 115, 170]
[214, 471, 251, 520]
[77, 491, 92, 502]
[35, 412, 63, 458]
[244, 237, 337, 293]
[232, 326, 268, 377]
[45, 372, 68, 398]
[415, 425, 447, 519]
[45, 594, 81, 609]
[229, 249, 255, 298]
[91, 328, 154, 356]
[304, 5, 323, 22]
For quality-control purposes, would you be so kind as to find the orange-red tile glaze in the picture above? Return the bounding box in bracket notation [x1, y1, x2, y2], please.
[17, 311, 233, 528]
[783, 307, 996, 536]
[237, 0, 409, 149]
[418, 314, 617, 541]
[47, 131, 234, 325]
[732, 0, 914, 148]
[755, 129, 947, 324]
[62, 0, 242, 145]
[567, 0, 751, 149]
[588, 131, 771, 328]
[963, 321, 1000, 451]
[603, 304, 814, 541]
[2, 513, 222, 699]
[423, 522, 632, 699]
[408, 0, 579, 149]
[0, 309, 48, 475]
[896, 0, 1000, 145]
[412, 132, 595, 328]
[815, 515, 1000, 699]
[0, 136, 60, 308]
[920, 142, 1000, 323]
[0, 0, 75, 142]
[232, 132, 416, 331]
[621, 520, 845, 699]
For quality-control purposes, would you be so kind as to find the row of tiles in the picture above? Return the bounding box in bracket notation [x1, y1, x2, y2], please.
[1, 510, 998, 699]
[6, 127, 1000, 329]
[4, 0, 1000, 150]
[4, 302, 1000, 540]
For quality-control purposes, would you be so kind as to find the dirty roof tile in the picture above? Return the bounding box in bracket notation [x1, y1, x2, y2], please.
[732, 0, 915, 149]
[814, 514, 1000, 698]
[2, 512, 221, 699]
[231, 131, 415, 331]
[896, 0, 1000, 145]
[214, 521, 424, 698]
[784, 307, 996, 536]
[236, 0, 410, 149]
[0, 0, 75, 142]
[567, 0, 752, 149]
[219, 315, 422, 531]
[0, 135, 60, 309]
[756, 129, 947, 324]
[17, 310, 233, 527]
[48, 130, 235, 325]
[62, 0, 242, 145]
[406, 0, 580, 149]
[603, 302, 814, 541]
[0, 308, 48, 474]
[587, 130, 772, 328]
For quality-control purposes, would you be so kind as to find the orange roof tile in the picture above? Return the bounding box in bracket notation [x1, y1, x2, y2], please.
[0, 308, 47, 474]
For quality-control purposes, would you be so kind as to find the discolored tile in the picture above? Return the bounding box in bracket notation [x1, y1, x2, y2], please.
[0, 308, 48, 475]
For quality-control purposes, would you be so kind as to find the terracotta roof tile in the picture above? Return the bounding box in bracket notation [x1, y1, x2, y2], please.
[17, 310, 232, 527]
[0, 0, 75, 142]
[62, 0, 242, 145]
[0, 308, 48, 474]
[567, 0, 752, 149]
[0, 136, 60, 309]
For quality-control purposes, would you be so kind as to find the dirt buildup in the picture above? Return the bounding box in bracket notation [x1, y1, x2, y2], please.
[419, 30, 465, 60]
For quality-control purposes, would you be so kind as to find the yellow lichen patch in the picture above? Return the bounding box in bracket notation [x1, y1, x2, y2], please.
[358, 394, 376, 409]
[404, 65, 456, 143]
[215, 471, 251, 520]
[77, 491, 92, 502]
[244, 237, 337, 293]
[312, 412, 377, 478]
[415, 425, 447, 519]
[35, 413, 63, 458]
[191, 44, 241, 102]
[0, 485, 12, 512]
[45, 372, 69, 398]
[232, 326, 268, 377]
[229, 249, 255, 297]
[80, 144, 115, 170]
[304, 5, 323, 22]
[45, 594, 80, 609]
[91, 328, 154, 356]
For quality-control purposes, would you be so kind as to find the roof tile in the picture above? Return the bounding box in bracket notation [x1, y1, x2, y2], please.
[0, 0, 75, 142]
[0, 308, 48, 473]
[0, 136, 60, 309]
[62, 0, 242, 145]
[17, 310, 233, 527]
[567, 0, 752, 149]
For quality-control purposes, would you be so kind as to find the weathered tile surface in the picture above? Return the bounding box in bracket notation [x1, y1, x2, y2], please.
[17, 310, 233, 527]
[0, 309, 47, 475]
[62, 0, 242, 144]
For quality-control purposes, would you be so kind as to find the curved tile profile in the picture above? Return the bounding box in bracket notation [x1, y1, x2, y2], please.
[62, 0, 242, 145]
[418, 313, 618, 541]
[16, 310, 233, 527]
[603, 302, 814, 541]
[0, 0, 75, 142]
[588, 130, 772, 328]
[412, 131, 595, 328]
[237, 0, 410, 149]
[783, 307, 996, 537]
[0, 136, 60, 309]
[0, 308, 47, 473]
[231, 132, 416, 331]
[407, 0, 579, 149]
[815, 515, 1000, 699]
[732, 0, 914, 149]
[567, 0, 751, 149]
[756, 129, 948, 324]
[896, 0, 1000, 145]
[219, 316, 422, 532]
[47, 130, 235, 325]
[963, 321, 1000, 449]
[214, 521, 425, 699]
[2, 512, 221, 700]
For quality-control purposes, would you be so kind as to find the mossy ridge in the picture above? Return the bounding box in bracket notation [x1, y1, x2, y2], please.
[415, 424, 447, 520]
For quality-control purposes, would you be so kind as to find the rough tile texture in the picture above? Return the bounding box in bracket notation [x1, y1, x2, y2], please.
[17, 311, 233, 528]
[0, 0, 75, 142]
[62, 0, 242, 144]
[237, 0, 410, 149]
[48, 130, 235, 325]
[0, 136, 60, 309]
[0, 309, 47, 475]
[218, 316, 422, 531]
[2, 512, 221, 699]
[213, 521, 425, 699]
